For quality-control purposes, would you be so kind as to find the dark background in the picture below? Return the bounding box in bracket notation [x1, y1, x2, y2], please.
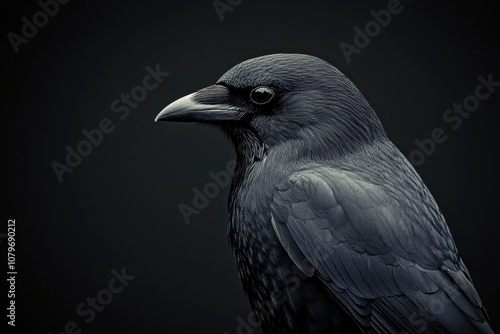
[2, 0, 499, 333]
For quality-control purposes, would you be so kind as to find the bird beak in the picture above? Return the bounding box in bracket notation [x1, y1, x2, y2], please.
[155, 84, 242, 122]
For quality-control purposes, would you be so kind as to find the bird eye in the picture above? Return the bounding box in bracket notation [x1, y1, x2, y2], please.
[250, 86, 275, 105]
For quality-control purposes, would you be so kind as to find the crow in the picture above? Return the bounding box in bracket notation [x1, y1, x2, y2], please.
[155, 54, 494, 333]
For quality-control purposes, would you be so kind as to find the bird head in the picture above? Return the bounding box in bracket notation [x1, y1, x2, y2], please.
[155, 54, 387, 159]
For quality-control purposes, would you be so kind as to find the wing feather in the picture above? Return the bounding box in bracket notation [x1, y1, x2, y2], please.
[271, 167, 492, 333]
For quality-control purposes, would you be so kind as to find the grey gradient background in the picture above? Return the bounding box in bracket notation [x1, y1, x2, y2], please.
[2, 0, 499, 333]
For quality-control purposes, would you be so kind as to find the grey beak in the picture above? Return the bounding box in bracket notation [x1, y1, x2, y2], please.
[155, 85, 242, 122]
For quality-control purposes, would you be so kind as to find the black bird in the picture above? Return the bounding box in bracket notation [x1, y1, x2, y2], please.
[155, 54, 493, 333]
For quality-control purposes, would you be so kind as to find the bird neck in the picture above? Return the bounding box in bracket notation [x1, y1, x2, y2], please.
[222, 124, 267, 171]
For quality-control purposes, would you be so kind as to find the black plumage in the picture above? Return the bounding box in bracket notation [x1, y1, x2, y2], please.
[155, 54, 493, 333]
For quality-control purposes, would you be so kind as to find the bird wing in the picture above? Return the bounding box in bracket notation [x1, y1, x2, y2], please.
[270, 167, 492, 333]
